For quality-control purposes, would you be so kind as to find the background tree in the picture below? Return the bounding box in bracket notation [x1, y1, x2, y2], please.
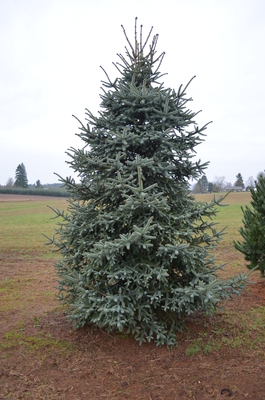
[235, 174, 265, 276]
[234, 173, 244, 188]
[6, 178, 14, 187]
[208, 182, 213, 192]
[192, 175, 208, 193]
[14, 163, 28, 188]
[245, 176, 255, 191]
[36, 180, 43, 188]
[212, 176, 226, 192]
[199, 175, 208, 192]
[49, 20, 248, 346]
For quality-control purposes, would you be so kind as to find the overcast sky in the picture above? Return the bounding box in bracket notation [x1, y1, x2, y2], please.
[1, 0, 264, 187]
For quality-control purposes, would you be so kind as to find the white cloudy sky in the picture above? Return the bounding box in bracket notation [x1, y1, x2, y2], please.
[1, 0, 264, 186]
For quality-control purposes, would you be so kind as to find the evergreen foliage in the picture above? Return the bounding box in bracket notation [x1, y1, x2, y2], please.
[36, 180, 43, 188]
[193, 175, 208, 193]
[49, 20, 249, 346]
[208, 182, 214, 192]
[200, 175, 208, 192]
[234, 173, 244, 189]
[14, 163, 28, 188]
[235, 174, 265, 277]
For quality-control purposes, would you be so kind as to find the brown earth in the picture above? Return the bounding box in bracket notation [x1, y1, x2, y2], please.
[0, 196, 265, 399]
[1, 255, 265, 399]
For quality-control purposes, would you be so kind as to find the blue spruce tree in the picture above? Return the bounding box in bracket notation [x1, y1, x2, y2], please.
[49, 19, 249, 346]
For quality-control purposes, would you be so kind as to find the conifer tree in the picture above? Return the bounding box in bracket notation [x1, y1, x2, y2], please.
[235, 174, 265, 277]
[49, 20, 249, 346]
[14, 163, 28, 188]
[193, 175, 208, 193]
[36, 180, 42, 188]
[234, 173, 244, 189]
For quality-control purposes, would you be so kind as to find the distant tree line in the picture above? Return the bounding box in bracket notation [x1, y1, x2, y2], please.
[3, 163, 264, 197]
[192, 172, 263, 193]
[0, 187, 69, 197]
[1, 163, 68, 196]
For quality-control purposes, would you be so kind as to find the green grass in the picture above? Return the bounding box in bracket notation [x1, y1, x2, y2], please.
[194, 191, 252, 243]
[194, 192, 253, 272]
[0, 192, 250, 258]
[2, 192, 264, 359]
[0, 277, 59, 314]
[185, 305, 265, 356]
[0, 198, 68, 257]
[1, 326, 72, 355]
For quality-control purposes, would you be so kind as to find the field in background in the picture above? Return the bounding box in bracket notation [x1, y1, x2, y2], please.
[0, 195, 68, 256]
[195, 191, 252, 241]
[195, 192, 253, 275]
[0, 193, 265, 399]
[0, 191, 252, 262]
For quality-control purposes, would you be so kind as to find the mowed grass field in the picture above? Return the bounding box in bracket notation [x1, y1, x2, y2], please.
[195, 191, 252, 241]
[194, 191, 254, 275]
[0, 196, 68, 256]
[0, 191, 252, 260]
[1, 192, 265, 399]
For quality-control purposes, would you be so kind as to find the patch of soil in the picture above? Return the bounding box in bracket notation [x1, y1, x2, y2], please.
[1, 253, 265, 399]
[250, 280, 265, 302]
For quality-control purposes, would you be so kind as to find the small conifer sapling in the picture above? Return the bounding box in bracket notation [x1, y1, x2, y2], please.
[235, 173, 265, 277]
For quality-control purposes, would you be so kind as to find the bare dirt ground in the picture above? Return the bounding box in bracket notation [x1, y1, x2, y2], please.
[1, 256, 265, 399]
[0, 195, 265, 399]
